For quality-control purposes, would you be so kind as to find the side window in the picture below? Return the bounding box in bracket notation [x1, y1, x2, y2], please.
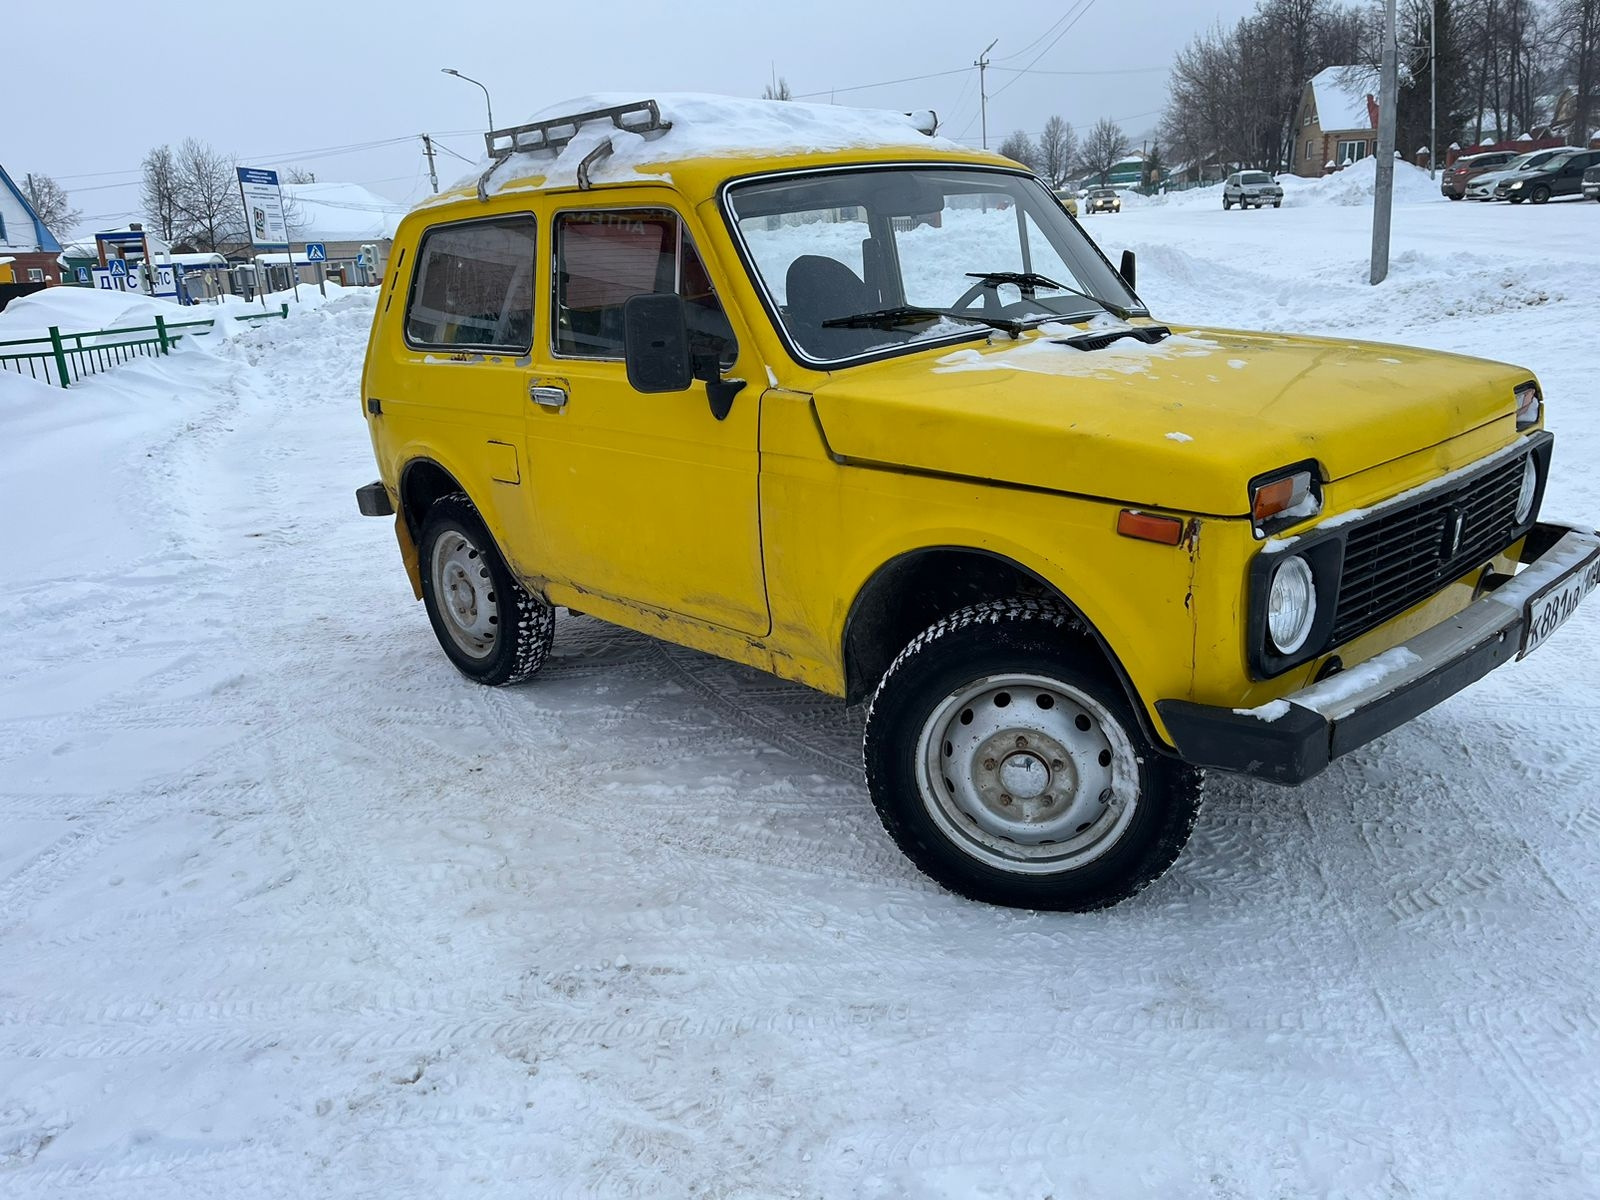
[405, 216, 535, 351]
[553, 208, 738, 367]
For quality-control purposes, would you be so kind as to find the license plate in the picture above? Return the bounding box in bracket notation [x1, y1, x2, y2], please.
[1520, 550, 1600, 658]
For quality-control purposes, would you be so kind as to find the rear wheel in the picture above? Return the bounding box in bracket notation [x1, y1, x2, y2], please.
[418, 493, 554, 686]
[863, 601, 1203, 911]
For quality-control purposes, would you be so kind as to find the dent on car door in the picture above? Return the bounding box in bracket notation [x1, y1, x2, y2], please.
[523, 204, 770, 635]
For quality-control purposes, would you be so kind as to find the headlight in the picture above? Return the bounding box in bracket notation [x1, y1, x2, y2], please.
[1267, 556, 1317, 654]
[1515, 454, 1538, 525]
[1514, 381, 1541, 429]
[1510, 180, 1524, 190]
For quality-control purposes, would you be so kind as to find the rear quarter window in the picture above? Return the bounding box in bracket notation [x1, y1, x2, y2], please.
[404, 215, 537, 352]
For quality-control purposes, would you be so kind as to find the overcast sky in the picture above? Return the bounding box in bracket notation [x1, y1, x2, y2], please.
[8, 0, 1259, 238]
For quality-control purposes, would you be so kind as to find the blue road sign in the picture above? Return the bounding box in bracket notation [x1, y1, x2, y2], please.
[109, 259, 127, 276]
[305, 242, 327, 262]
[75, 266, 90, 283]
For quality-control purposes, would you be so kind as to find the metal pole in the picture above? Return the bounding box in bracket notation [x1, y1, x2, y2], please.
[1430, 1, 1438, 179]
[976, 39, 998, 150]
[1371, 0, 1399, 285]
[442, 69, 494, 131]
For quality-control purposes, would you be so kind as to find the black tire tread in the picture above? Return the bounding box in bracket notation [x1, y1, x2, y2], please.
[419, 492, 554, 687]
[863, 599, 1203, 911]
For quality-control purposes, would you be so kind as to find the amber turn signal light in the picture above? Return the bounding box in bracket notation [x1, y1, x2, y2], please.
[1117, 510, 1185, 545]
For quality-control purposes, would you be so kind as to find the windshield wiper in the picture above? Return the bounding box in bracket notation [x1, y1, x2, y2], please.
[821, 305, 1023, 337]
[964, 271, 1138, 321]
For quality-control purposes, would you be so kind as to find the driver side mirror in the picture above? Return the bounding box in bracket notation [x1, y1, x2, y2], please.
[623, 294, 693, 393]
[1119, 250, 1137, 291]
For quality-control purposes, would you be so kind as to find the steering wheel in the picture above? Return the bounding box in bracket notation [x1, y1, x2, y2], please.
[951, 278, 1005, 314]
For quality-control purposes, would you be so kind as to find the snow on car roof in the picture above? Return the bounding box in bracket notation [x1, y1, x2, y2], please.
[1309, 66, 1379, 132]
[451, 92, 972, 198]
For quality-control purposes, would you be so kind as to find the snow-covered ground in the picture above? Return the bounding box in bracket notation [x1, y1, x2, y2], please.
[3, 188, 1598, 1199]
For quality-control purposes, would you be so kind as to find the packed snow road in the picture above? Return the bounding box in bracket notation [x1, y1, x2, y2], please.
[3, 191, 1599, 1199]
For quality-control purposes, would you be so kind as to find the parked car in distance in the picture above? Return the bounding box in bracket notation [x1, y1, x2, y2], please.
[1440, 150, 1518, 198]
[1084, 186, 1121, 214]
[1466, 148, 1583, 199]
[356, 94, 1597, 913]
[1223, 171, 1283, 210]
[1498, 149, 1600, 203]
[1584, 164, 1600, 201]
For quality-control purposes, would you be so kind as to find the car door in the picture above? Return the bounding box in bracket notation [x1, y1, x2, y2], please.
[1559, 152, 1600, 197]
[522, 199, 769, 636]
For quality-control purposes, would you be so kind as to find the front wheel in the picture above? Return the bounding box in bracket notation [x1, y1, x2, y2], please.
[1222, 198, 1232, 210]
[863, 601, 1202, 911]
[1531, 185, 1551, 204]
[418, 493, 555, 686]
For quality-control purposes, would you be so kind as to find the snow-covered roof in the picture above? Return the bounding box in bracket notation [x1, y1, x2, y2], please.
[451, 93, 970, 198]
[280, 182, 406, 243]
[1310, 66, 1379, 132]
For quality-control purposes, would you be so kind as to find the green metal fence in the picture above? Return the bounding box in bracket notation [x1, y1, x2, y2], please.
[0, 303, 290, 388]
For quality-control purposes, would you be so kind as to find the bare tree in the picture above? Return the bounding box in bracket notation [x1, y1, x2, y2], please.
[1550, 0, 1600, 143]
[997, 130, 1041, 172]
[762, 77, 793, 101]
[282, 166, 317, 184]
[1077, 119, 1132, 185]
[140, 145, 183, 241]
[1038, 116, 1078, 186]
[21, 173, 80, 237]
[173, 137, 244, 253]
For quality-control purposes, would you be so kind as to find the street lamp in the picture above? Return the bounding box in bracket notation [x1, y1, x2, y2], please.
[442, 68, 495, 132]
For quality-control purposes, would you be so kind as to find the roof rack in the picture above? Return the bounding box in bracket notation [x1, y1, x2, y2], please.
[477, 99, 672, 200]
[483, 99, 672, 160]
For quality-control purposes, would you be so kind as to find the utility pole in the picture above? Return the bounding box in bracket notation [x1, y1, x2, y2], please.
[976, 38, 998, 150]
[421, 134, 439, 194]
[1370, 0, 1399, 285]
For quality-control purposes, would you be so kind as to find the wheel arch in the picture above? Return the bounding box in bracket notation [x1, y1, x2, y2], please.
[840, 546, 1160, 746]
[398, 456, 471, 541]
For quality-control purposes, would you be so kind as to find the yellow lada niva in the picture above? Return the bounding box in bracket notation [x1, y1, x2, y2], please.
[357, 96, 1599, 911]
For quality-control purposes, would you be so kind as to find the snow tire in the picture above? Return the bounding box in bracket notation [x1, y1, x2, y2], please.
[418, 492, 554, 687]
[863, 600, 1203, 911]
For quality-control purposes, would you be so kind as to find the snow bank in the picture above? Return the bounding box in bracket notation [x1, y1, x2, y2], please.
[1283, 155, 1444, 207]
[0, 287, 185, 342]
[450, 92, 964, 196]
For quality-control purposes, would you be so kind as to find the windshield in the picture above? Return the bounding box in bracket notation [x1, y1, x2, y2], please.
[1241, 172, 1271, 184]
[725, 166, 1144, 365]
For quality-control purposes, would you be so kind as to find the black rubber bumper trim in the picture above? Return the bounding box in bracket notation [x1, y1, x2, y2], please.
[356, 481, 394, 517]
[1157, 623, 1521, 785]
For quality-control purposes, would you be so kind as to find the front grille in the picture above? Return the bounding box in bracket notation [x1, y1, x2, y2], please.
[1330, 455, 1526, 646]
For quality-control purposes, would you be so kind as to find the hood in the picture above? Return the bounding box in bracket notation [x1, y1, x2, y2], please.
[808, 323, 1530, 516]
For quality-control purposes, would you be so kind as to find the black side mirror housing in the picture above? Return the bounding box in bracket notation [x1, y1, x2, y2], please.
[1119, 250, 1137, 291]
[623, 294, 693, 393]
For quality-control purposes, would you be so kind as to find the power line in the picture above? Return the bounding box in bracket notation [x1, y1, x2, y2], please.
[990, 64, 1166, 77]
[990, 0, 1099, 99]
[792, 66, 970, 100]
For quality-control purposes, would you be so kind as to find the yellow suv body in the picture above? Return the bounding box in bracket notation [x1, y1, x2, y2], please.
[357, 96, 1598, 910]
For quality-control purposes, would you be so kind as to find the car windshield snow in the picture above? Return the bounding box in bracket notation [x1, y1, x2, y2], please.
[725, 166, 1144, 365]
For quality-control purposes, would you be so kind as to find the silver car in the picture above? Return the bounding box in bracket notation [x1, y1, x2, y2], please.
[1223, 171, 1283, 210]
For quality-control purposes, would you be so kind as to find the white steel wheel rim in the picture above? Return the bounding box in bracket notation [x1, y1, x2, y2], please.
[430, 530, 499, 660]
[915, 673, 1140, 875]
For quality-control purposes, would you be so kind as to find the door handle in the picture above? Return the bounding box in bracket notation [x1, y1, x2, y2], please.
[530, 384, 568, 412]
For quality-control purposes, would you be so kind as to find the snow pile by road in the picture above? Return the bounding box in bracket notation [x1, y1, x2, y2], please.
[2, 195, 1597, 1199]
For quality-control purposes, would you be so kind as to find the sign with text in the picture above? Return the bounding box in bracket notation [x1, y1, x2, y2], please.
[237, 166, 289, 249]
